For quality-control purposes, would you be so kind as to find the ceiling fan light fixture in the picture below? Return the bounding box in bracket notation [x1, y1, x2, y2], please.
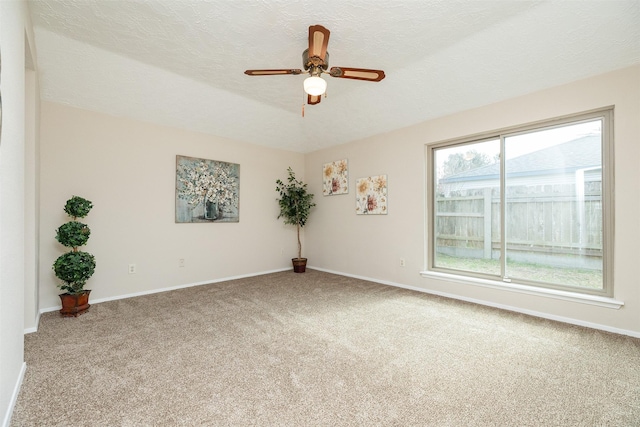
[303, 76, 327, 96]
[244, 25, 385, 107]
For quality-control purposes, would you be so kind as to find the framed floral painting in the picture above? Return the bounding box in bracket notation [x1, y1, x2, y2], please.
[175, 155, 240, 223]
[356, 175, 387, 215]
[322, 159, 348, 196]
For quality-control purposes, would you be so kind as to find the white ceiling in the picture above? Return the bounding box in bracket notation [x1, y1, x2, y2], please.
[28, 0, 640, 153]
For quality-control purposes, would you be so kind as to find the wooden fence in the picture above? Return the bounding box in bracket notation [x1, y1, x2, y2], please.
[435, 183, 603, 263]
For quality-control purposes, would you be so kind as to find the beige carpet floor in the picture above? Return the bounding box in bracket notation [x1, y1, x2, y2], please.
[11, 270, 640, 426]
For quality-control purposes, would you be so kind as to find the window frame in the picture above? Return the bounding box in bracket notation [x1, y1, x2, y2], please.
[425, 107, 615, 299]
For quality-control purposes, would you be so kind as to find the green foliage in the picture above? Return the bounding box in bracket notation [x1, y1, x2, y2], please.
[56, 221, 90, 248]
[53, 251, 96, 294]
[275, 167, 316, 259]
[53, 196, 95, 293]
[441, 150, 493, 178]
[276, 168, 316, 227]
[64, 195, 93, 219]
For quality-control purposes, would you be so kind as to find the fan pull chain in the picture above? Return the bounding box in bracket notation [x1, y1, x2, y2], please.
[301, 91, 305, 118]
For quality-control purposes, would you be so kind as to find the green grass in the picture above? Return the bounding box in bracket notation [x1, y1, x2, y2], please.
[435, 254, 602, 290]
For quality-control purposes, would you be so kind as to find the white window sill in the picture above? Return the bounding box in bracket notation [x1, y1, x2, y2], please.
[419, 270, 624, 309]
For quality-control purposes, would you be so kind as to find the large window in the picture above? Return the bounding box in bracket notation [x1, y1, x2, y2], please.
[427, 109, 613, 296]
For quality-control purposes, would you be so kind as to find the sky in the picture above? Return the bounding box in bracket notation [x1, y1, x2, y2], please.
[434, 119, 602, 177]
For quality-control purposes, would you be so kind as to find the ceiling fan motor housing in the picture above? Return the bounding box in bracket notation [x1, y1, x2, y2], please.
[302, 48, 329, 74]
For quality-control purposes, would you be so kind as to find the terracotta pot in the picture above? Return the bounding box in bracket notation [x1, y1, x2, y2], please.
[292, 258, 307, 273]
[59, 290, 91, 317]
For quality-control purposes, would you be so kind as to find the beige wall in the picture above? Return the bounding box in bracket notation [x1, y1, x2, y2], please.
[39, 103, 304, 310]
[24, 67, 40, 332]
[305, 65, 640, 335]
[0, 1, 39, 424]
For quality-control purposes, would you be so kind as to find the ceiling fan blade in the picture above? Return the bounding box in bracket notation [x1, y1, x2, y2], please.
[329, 67, 386, 82]
[307, 94, 322, 105]
[308, 25, 330, 61]
[244, 69, 302, 76]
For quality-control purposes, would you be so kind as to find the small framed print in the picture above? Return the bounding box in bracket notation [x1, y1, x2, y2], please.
[356, 175, 387, 215]
[323, 159, 348, 196]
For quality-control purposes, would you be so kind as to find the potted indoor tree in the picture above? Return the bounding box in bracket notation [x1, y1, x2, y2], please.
[53, 196, 96, 317]
[276, 167, 316, 273]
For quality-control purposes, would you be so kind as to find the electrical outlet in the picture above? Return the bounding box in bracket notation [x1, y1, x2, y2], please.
[128, 264, 136, 274]
[400, 258, 406, 267]
[179, 258, 185, 267]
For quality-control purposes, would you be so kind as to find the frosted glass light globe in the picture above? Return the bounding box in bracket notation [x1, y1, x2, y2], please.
[303, 76, 327, 96]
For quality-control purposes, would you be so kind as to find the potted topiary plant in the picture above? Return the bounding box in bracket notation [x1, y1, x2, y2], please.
[53, 196, 96, 317]
[276, 167, 316, 273]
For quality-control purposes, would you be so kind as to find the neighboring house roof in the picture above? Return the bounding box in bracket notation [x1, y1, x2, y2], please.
[441, 134, 601, 183]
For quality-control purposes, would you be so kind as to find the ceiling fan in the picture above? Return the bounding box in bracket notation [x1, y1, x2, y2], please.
[244, 25, 386, 108]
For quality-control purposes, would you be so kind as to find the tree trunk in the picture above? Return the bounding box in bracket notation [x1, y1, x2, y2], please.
[296, 223, 302, 259]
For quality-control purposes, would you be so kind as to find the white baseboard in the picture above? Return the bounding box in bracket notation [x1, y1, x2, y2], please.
[37, 267, 291, 316]
[310, 266, 640, 339]
[2, 362, 26, 427]
[23, 311, 40, 334]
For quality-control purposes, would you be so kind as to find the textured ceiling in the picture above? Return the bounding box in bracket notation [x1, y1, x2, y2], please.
[28, 0, 640, 153]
